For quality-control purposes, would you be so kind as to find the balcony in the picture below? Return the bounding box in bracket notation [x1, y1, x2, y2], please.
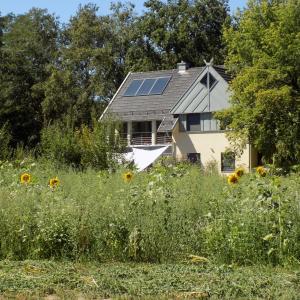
[120, 132, 172, 146]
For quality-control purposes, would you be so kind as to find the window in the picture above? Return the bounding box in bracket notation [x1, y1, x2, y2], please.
[187, 153, 201, 164]
[123, 77, 171, 96]
[200, 72, 217, 88]
[186, 113, 220, 132]
[187, 114, 201, 131]
[221, 152, 235, 172]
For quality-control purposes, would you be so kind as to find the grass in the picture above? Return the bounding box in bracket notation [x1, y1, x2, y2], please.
[0, 260, 300, 299]
[0, 158, 300, 298]
[0, 159, 300, 264]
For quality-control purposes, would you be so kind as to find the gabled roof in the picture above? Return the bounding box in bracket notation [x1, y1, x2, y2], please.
[213, 65, 232, 83]
[100, 64, 232, 124]
[102, 67, 205, 122]
[170, 65, 231, 115]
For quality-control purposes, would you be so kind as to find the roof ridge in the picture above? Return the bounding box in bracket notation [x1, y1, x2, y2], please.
[129, 66, 205, 75]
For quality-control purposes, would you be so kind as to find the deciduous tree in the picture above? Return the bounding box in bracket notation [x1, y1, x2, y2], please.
[216, 0, 300, 167]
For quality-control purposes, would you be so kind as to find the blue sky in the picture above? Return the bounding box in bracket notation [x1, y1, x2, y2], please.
[0, 1, 247, 22]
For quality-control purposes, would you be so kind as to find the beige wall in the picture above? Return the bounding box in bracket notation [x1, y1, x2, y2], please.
[172, 123, 256, 173]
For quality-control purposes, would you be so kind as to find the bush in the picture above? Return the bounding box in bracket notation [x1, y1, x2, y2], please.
[40, 117, 124, 170]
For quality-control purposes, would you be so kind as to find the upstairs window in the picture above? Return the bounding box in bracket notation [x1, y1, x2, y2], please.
[221, 152, 235, 172]
[187, 114, 201, 131]
[200, 72, 217, 89]
[186, 113, 220, 132]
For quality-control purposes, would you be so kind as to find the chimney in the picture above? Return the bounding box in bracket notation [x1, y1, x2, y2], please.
[177, 61, 188, 73]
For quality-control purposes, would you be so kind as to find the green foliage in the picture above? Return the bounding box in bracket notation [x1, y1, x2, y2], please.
[217, 0, 300, 167]
[42, 3, 122, 126]
[0, 161, 299, 265]
[0, 9, 59, 146]
[127, 0, 229, 71]
[40, 118, 124, 169]
[0, 123, 11, 159]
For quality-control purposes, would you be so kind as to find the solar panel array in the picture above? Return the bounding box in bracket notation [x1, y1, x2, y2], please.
[123, 77, 171, 97]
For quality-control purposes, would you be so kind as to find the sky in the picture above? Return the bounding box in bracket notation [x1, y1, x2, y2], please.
[0, 0, 247, 22]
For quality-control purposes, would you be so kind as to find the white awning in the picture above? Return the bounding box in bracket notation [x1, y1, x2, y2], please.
[124, 146, 169, 172]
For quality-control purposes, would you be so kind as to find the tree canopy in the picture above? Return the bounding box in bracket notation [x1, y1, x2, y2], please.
[217, 0, 300, 167]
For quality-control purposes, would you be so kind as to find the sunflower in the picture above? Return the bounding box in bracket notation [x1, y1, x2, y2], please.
[123, 171, 133, 182]
[20, 173, 31, 184]
[235, 167, 245, 178]
[49, 177, 60, 188]
[256, 166, 267, 177]
[227, 173, 238, 185]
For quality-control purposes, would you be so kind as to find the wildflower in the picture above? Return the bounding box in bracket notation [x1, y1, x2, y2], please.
[123, 171, 133, 182]
[49, 177, 60, 188]
[20, 173, 31, 184]
[227, 173, 238, 185]
[235, 167, 245, 178]
[256, 166, 267, 177]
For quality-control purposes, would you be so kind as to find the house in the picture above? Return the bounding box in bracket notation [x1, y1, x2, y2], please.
[100, 61, 257, 173]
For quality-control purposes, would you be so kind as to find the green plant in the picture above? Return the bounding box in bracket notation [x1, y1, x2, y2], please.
[0, 161, 299, 265]
[0, 123, 11, 160]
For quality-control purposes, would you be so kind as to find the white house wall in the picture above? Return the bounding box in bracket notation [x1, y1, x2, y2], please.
[172, 122, 255, 173]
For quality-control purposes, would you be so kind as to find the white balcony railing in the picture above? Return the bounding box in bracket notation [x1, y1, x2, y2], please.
[131, 132, 152, 145]
[120, 132, 172, 146]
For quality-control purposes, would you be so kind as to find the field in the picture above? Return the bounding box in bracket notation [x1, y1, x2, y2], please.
[0, 159, 300, 298]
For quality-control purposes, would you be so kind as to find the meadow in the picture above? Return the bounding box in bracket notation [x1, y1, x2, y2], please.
[0, 158, 300, 298]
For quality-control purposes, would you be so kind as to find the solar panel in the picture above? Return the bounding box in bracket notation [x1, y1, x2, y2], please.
[123, 76, 171, 97]
[136, 78, 156, 95]
[123, 79, 143, 96]
[150, 77, 171, 95]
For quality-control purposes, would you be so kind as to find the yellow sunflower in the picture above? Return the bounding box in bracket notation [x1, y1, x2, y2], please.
[20, 173, 31, 184]
[49, 177, 60, 188]
[235, 167, 245, 178]
[256, 166, 267, 177]
[227, 173, 238, 185]
[123, 171, 133, 183]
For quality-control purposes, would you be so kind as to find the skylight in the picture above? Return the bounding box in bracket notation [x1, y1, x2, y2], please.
[123, 77, 171, 97]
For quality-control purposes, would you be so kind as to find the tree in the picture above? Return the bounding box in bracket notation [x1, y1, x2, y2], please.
[42, 3, 137, 125]
[0, 9, 59, 146]
[216, 0, 300, 167]
[129, 0, 229, 70]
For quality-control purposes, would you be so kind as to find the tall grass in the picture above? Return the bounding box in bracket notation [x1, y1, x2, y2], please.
[0, 159, 299, 265]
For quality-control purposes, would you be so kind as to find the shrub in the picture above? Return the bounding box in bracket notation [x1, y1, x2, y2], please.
[40, 117, 124, 170]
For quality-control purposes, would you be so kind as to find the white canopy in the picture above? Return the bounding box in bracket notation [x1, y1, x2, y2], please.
[124, 146, 169, 172]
